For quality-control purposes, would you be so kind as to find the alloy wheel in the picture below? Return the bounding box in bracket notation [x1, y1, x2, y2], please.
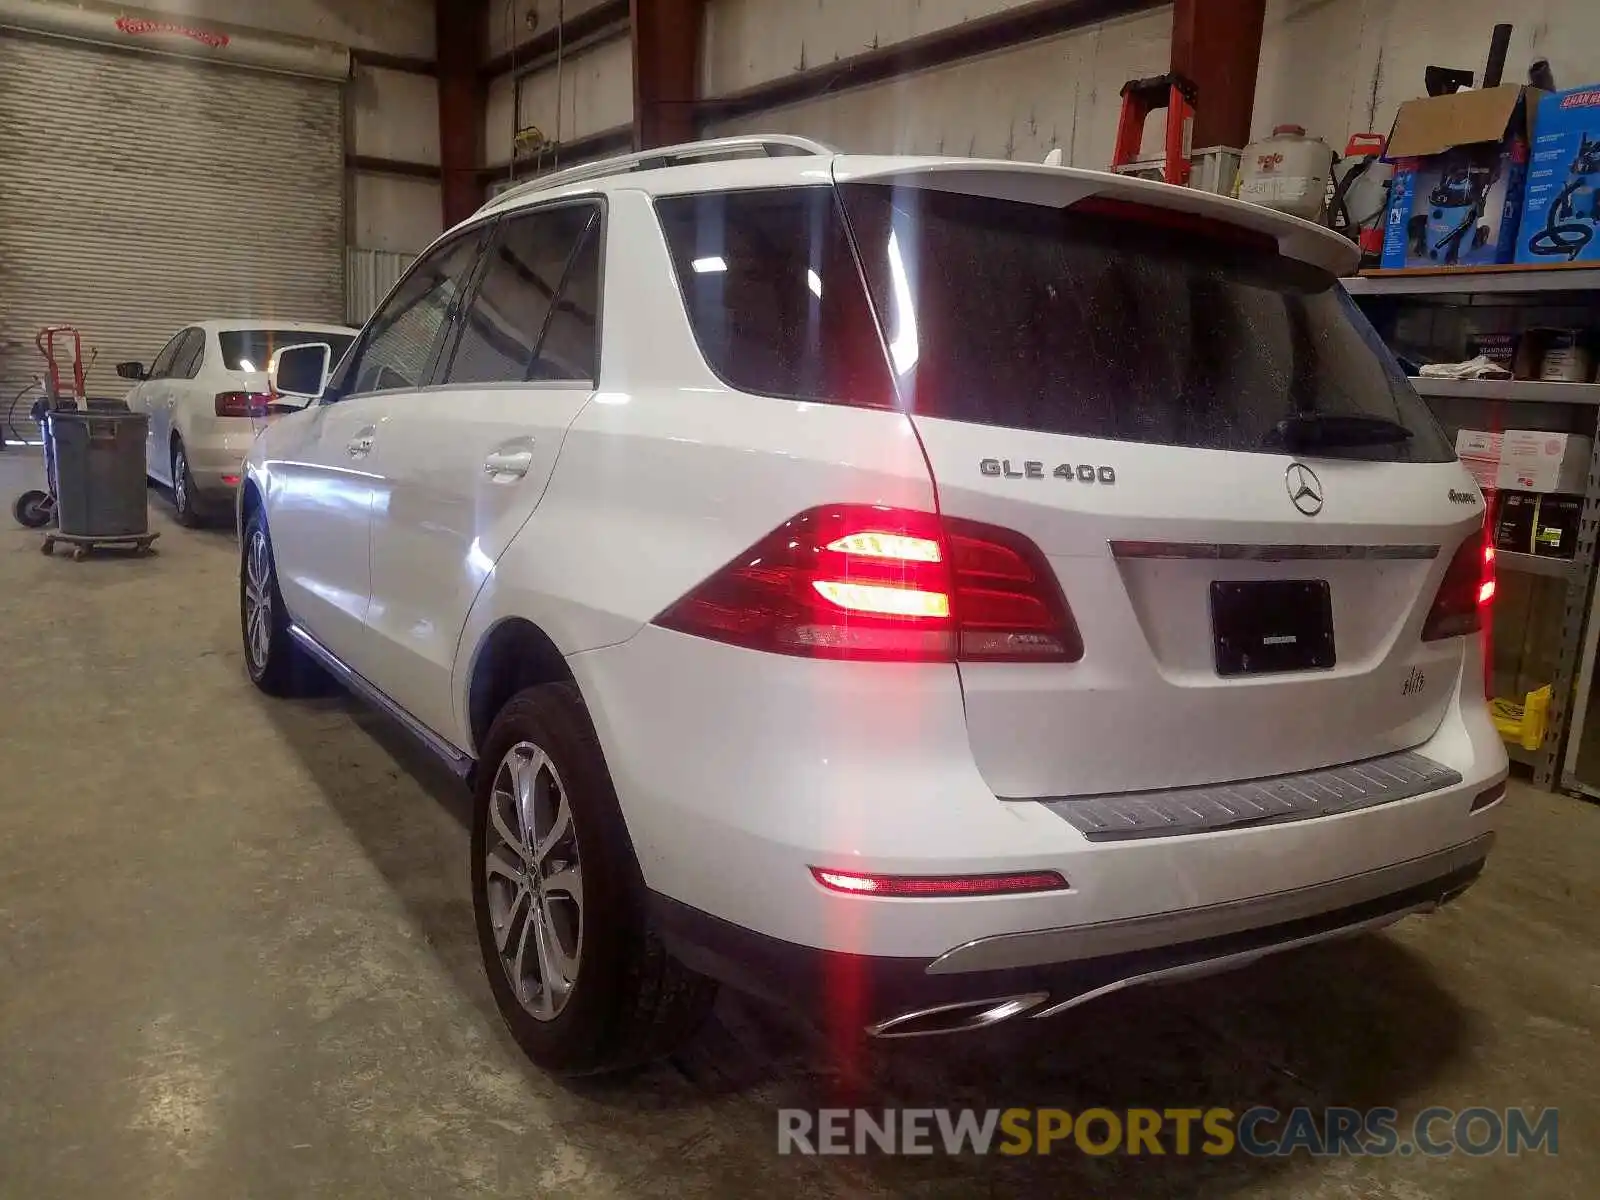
[243, 527, 273, 671]
[484, 741, 584, 1021]
[173, 447, 189, 516]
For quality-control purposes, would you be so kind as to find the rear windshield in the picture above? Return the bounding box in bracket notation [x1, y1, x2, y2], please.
[220, 329, 355, 374]
[655, 182, 1451, 463]
[838, 183, 1452, 462]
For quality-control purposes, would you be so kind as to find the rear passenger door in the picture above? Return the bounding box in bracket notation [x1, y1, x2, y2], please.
[360, 199, 604, 740]
[136, 330, 188, 481]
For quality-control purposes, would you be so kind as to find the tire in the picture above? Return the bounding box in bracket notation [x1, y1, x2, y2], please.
[171, 437, 201, 527]
[472, 683, 716, 1075]
[12, 489, 52, 529]
[241, 508, 320, 696]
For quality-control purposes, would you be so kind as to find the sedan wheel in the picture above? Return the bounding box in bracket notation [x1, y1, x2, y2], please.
[484, 741, 584, 1022]
[171, 441, 198, 526]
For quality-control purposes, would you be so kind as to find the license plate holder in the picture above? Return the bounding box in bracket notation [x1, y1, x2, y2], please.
[1211, 580, 1335, 677]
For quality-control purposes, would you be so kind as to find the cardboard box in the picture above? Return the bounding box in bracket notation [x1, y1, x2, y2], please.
[1494, 490, 1539, 553]
[1380, 85, 1537, 270]
[1466, 331, 1518, 370]
[1513, 85, 1600, 265]
[1456, 428, 1503, 492]
[1533, 494, 1583, 558]
[1495, 429, 1593, 493]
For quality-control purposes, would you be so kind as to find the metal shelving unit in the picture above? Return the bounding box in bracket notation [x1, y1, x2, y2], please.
[1346, 265, 1600, 792]
[1411, 378, 1600, 405]
[1344, 265, 1600, 296]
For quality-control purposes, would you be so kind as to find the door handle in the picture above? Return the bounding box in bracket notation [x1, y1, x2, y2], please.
[484, 448, 534, 478]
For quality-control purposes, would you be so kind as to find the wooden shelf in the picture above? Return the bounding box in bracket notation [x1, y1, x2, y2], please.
[1344, 264, 1600, 296]
[1411, 378, 1600, 405]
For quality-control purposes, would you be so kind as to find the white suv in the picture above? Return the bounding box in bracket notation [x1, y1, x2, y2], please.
[241, 136, 1508, 1075]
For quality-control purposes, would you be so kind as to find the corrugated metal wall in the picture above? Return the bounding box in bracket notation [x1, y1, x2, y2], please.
[346, 248, 418, 324]
[0, 32, 344, 442]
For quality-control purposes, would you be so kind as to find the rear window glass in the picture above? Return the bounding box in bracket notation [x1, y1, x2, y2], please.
[654, 187, 894, 406]
[221, 329, 355, 374]
[838, 183, 1453, 462]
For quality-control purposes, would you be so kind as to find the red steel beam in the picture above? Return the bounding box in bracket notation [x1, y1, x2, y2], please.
[1170, 0, 1267, 150]
[438, 0, 489, 227]
[632, 0, 705, 149]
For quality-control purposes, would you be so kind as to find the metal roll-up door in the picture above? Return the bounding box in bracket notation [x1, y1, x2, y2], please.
[0, 33, 343, 444]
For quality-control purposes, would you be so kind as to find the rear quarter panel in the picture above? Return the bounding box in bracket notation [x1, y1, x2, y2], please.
[449, 188, 935, 751]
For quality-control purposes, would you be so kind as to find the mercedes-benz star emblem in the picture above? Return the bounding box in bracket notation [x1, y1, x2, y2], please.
[1286, 463, 1324, 516]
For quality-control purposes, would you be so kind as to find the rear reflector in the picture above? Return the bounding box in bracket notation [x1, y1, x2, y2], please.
[1422, 526, 1495, 641]
[810, 867, 1068, 897]
[1469, 780, 1507, 813]
[215, 391, 273, 418]
[652, 504, 1082, 663]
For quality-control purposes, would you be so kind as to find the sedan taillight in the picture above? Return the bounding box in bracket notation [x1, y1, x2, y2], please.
[215, 391, 272, 418]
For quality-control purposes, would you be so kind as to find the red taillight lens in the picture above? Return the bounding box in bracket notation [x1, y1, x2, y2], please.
[653, 505, 1081, 663]
[810, 867, 1069, 897]
[1423, 526, 1495, 641]
[215, 391, 272, 418]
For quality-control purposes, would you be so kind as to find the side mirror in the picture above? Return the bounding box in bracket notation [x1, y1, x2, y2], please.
[269, 343, 332, 405]
[115, 361, 146, 381]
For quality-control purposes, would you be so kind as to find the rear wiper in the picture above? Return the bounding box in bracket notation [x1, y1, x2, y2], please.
[1272, 413, 1414, 450]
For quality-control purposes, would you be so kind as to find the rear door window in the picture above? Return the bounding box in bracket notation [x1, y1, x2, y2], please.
[220, 330, 355, 374]
[172, 328, 205, 380]
[654, 186, 893, 406]
[441, 202, 599, 385]
[838, 184, 1453, 462]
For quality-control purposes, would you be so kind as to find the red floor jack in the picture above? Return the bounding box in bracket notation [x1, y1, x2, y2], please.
[11, 325, 90, 528]
[1111, 73, 1198, 186]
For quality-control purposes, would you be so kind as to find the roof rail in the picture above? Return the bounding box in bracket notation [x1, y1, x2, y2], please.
[478, 134, 834, 213]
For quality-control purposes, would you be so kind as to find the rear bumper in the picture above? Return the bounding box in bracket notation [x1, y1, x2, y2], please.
[573, 624, 1507, 965]
[653, 836, 1490, 1034]
[182, 424, 254, 495]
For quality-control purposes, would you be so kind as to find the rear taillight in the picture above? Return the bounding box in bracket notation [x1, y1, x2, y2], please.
[653, 505, 1081, 663]
[215, 391, 272, 418]
[1423, 526, 1495, 641]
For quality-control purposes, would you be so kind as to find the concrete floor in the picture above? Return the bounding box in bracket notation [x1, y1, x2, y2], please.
[1, 451, 1596, 1199]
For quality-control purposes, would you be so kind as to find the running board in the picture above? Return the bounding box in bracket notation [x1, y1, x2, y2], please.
[287, 625, 474, 780]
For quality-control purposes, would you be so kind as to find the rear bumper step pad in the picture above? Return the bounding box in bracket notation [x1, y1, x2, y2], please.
[1042, 750, 1462, 841]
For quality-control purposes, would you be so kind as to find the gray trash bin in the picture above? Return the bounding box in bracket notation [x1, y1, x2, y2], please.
[48, 407, 150, 538]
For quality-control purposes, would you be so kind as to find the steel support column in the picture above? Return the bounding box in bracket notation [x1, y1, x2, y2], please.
[631, 0, 704, 149]
[1170, 0, 1267, 150]
[438, 0, 488, 227]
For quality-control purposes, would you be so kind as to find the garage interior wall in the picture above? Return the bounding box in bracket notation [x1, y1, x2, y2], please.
[482, 15, 633, 180]
[0, 0, 440, 442]
[142, 0, 441, 255]
[701, 0, 1600, 172]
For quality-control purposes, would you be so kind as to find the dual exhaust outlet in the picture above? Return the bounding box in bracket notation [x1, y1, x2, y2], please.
[865, 899, 1442, 1039]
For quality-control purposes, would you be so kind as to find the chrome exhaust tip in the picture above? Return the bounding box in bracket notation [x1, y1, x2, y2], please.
[865, 991, 1050, 1039]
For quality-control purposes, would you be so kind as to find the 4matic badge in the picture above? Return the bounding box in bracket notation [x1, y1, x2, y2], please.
[981, 458, 1117, 484]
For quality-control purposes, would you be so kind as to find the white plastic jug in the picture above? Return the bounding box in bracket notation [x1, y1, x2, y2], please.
[1238, 125, 1333, 221]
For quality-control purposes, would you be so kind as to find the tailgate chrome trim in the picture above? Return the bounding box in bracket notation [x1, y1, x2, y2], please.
[1110, 540, 1440, 561]
[926, 834, 1493, 975]
[1043, 749, 1462, 841]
